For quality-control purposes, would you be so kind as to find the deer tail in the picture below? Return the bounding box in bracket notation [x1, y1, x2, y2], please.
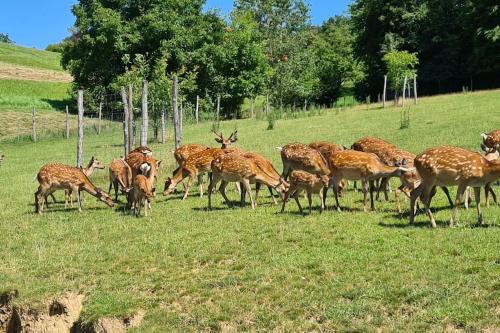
[275, 147, 283, 151]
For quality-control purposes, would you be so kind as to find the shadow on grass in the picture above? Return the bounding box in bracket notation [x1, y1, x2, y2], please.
[42, 98, 74, 111]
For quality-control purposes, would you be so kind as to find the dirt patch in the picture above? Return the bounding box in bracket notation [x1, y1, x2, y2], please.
[0, 292, 144, 333]
[0, 62, 72, 83]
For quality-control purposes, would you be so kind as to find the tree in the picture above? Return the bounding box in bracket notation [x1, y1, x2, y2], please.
[383, 51, 418, 94]
[0, 33, 13, 44]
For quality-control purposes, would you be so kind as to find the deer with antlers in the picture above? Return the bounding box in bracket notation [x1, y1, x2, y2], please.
[328, 150, 413, 212]
[409, 146, 500, 227]
[281, 170, 330, 215]
[35, 163, 114, 214]
[208, 152, 287, 210]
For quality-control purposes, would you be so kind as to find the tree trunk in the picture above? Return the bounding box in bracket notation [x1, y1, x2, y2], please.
[77, 90, 84, 168]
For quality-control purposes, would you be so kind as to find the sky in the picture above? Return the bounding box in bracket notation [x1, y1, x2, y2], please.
[0, 0, 352, 50]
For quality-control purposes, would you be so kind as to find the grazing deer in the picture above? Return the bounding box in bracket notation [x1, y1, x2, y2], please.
[164, 148, 230, 199]
[409, 146, 500, 228]
[281, 170, 329, 215]
[126, 152, 161, 184]
[108, 158, 133, 201]
[35, 163, 114, 214]
[481, 130, 500, 151]
[130, 146, 153, 157]
[208, 152, 287, 210]
[47, 156, 105, 208]
[308, 141, 344, 162]
[328, 150, 413, 212]
[463, 147, 499, 208]
[240, 152, 287, 205]
[128, 174, 154, 216]
[277, 143, 330, 181]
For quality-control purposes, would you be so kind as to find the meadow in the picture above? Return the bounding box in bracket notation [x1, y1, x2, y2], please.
[0, 90, 499, 331]
[0, 42, 64, 71]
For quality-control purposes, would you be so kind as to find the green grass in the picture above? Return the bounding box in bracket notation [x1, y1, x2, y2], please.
[0, 90, 499, 331]
[0, 42, 64, 71]
[0, 79, 70, 111]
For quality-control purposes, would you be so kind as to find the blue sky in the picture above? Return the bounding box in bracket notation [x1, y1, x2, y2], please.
[0, 0, 352, 50]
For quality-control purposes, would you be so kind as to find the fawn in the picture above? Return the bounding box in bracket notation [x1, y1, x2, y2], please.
[281, 170, 330, 215]
[463, 147, 499, 208]
[409, 146, 500, 227]
[35, 163, 113, 214]
[481, 130, 500, 151]
[108, 158, 133, 201]
[128, 174, 154, 216]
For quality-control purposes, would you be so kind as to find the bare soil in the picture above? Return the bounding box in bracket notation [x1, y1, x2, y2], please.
[0, 62, 72, 83]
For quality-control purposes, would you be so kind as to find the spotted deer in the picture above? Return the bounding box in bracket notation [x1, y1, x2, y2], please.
[126, 153, 161, 186]
[309, 141, 348, 197]
[328, 150, 413, 212]
[108, 158, 133, 201]
[281, 170, 330, 215]
[163, 148, 230, 199]
[47, 156, 105, 208]
[208, 152, 287, 210]
[130, 146, 153, 157]
[128, 174, 154, 216]
[35, 163, 113, 214]
[409, 146, 500, 227]
[481, 130, 500, 151]
[463, 147, 499, 208]
[276, 143, 330, 181]
[240, 152, 287, 205]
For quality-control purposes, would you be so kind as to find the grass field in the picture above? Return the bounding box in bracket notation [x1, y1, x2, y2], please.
[0, 42, 64, 71]
[0, 79, 70, 110]
[0, 90, 499, 331]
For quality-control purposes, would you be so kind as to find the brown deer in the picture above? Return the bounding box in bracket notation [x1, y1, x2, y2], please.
[281, 170, 329, 215]
[213, 130, 238, 148]
[128, 174, 154, 216]
[463, 147, 499, 208]
[328, 150, 413, 212]
[409, 146, 500, 227]
[308, 141, 344, 162]
[239, 152, 289, 205]
[481, 130, 500, 151]
[277, 143, 330, 181]
[47, 156, 105, 208]
[163, 148, 230, 199]
[35, 163, 114, 214]
[108, 158, 133, 201]
[208, 152, 286, 210]
[130, 146, 153, 157]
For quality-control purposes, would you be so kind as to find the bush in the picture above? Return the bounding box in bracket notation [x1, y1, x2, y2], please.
[0, 33, 13, 44]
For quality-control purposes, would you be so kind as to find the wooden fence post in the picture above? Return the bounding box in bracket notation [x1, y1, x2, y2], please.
[195, 95, 199, 124]
[31, 108, 37, 142]
[250, 97, 255, 119]
[121, 87, 130, 156]
[128, 84, 134, 151]
[65, 105, 70, 139]
[180, 96, 183, 133]
[382, 75, 387, 108]
[413, 75, 418, 105]
[172, 76, 182, 149]
[402, 76, 407, 107]
[161, 103, 166, 144]
[97, 99, 103, 135]
[141, 80, 148, 146]
[216, 95, 220, 122]
[77, 90, 84, 168]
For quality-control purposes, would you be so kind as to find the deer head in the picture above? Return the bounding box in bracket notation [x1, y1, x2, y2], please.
[213, 130, 238, 148]
[163, 177, 174, 195]
[88, 156, 105, 170]
[95, 188, 114, 207]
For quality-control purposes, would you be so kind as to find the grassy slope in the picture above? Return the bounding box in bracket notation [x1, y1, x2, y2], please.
[0, 42, 64, 71]
[0, 90, 499, 331]
[0, 43, 71, 118]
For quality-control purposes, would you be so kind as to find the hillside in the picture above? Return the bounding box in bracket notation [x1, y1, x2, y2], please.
[0, 89, 499, 331]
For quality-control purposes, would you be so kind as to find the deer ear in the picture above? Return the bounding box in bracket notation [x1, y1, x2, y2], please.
[481, 133, 488, 141]
[401, 158, 407, 166]
[157, 160, 162, 168]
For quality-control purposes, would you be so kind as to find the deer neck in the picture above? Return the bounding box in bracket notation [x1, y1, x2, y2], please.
[170, 166, 187, 186]
[378, 165, 401, 178]
[80, 174, 100, 197]
[484, 160, 500, 182]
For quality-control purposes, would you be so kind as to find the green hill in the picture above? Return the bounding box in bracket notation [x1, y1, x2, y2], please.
[0, 42, 65, 71]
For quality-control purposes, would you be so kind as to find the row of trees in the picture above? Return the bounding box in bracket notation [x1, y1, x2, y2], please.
[59, 0, 499, 118]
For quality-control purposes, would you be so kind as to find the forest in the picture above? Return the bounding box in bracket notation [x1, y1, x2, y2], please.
[59, 0, 500, 118]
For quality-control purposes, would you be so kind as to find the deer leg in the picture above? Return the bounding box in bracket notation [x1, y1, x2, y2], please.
[333, 180, 342, 212]
[464, 187, 471, 209]
[395, 185, 403, 215]
[487, 184, 497, 206]
[473, 187, 483, 225]
[144, 199, 149, 217]
[219, 181, 233, 208]
[450, 184, 467, 227]
[242, 179, 255, 209]
[76, 190, 82, 213]
[293, 191, 304, 215]
[182, 173, 196, 200]
[198, 174, 204, 198]
[240, 182, 247, 207]
[421, 184, 437, 228]
[375, 178, 383, 201]
[353, 180, 358, 193]
[409, 184, 424, 224]
[440, 186, 454, 208]
[207, 174, 220, 210]
[370, 180, 377, 210]
[268, 186, 278, 205]
[280, 187, 292, 213]
[35, 188, 44, 214]
[319, 188, 325, 213]
[307, 192, 313, 215]
[255, 182, 262, 204]
[234, 182, 241, 194]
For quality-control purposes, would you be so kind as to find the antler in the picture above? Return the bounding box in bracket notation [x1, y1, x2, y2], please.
[228, 130, 238, 142]
[212, 130, 224, 140]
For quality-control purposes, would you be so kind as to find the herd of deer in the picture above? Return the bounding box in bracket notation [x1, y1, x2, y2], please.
[31, 129, 500, 227]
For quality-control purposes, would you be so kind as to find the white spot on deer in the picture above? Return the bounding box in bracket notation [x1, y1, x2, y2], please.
[140, 163, 151, 174]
